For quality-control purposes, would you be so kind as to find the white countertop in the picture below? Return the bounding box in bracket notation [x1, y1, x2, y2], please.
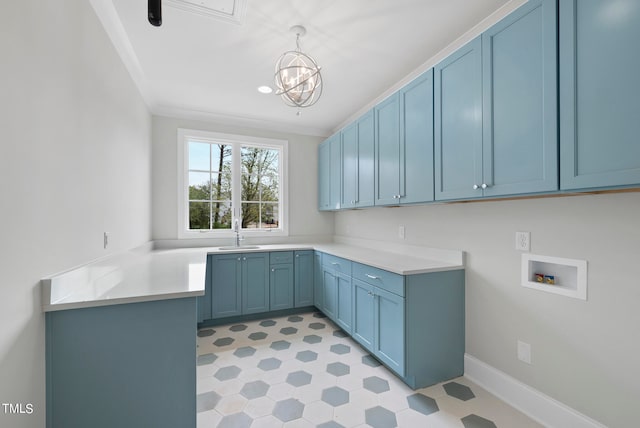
[42, 240, 464, 312]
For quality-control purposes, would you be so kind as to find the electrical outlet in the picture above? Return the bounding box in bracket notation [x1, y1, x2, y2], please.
[517, 340, 532, 364]
[104, 232, 109, 249]
[515, 231, 530, 252]
[398, 225, 405, 239]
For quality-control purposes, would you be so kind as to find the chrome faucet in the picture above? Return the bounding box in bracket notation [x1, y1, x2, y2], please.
[234, 219, 244, 247]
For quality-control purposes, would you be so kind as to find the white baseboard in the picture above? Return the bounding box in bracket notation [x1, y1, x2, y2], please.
[464, 354, 607, 428]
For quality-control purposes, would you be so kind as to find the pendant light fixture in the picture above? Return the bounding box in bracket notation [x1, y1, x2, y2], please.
[274, 25, 323, 111]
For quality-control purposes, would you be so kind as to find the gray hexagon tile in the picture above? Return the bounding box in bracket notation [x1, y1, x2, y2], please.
[213, 337, 234, 347]
[313, 311, 327, 318]
[197, 353, 217, 366]
[365, 406, 398, 428]
[258, 357, 282, 371]
[280, 326, 298, 335]
[286, 370, 312, 387]
[407, 393, 438, 416]
[295, 350, 318, 362]
[333, 329, 348, 338]
[363, 376, 390, 394]
[259, 319, 276, 327]
[461, 414, 498, 428]
[303, 334, 322, 344]
[287, 315, 303, 322]
[270, 340, 291, 351]
[229, 324, 247, 332]
[444, 381, 476, 401]
[330, 344, 350, 355]
[327, 362, 350, 377]
[233, 346, 256, 358]
[273, 398, 304, 422]
[197, 329, 215, 337]
[196, 390, 221, 413]
[214, 365, 241, 381]
[309, 322, 326, 330]
[362, 354, 381, 367]
[248, 331, 268, 341]
[317, 422, 345, 428]
[218, 412, 252, 428]
[321, 386, 350, 407]
[240, 380, 269, 399]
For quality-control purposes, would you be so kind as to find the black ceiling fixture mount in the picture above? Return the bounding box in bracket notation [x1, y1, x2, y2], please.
[148, 0, 162, 26]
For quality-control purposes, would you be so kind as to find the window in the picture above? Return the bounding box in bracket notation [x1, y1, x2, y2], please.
[178, 129, 288, 238]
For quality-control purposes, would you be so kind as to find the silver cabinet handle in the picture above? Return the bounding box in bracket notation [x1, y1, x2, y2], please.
[237, 257, 241, 261]
[481, 183, 488, 189]
[271, 268, 275, 272]
[243, 257, 247, 260]
[473, 184, 479, 190]
[331, 262, 339, 266]
[365, 274, 379, 280]
[295, 254, 299, 258]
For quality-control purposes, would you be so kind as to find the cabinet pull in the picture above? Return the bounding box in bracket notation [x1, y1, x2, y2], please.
[481, 183, 488, 189]
[295, 254, 299, 257]
[243, 257, 247, 261]
[237, 257, 241, 261]
[365, 274, 379, 280]
[331, 262, 339, 266]
[473, 184, 479, 190]
[271, 268, 275, 272]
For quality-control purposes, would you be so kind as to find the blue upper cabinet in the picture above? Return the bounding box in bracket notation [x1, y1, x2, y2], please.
[401, 69, 435, 204]
[329, 134, 342, 210]
[482, 0, 558, 197]
[343, 110, 375, 209]
[375, 93, 402, 205]
[560, 0, 640, 190]
[318, 139, 330, 210]
[434, 37, 483, 201]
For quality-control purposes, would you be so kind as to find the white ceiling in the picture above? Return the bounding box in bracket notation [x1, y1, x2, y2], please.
[92, 0, 514, 136]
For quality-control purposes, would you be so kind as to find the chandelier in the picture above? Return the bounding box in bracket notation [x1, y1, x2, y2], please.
[274, 25, 323, 110]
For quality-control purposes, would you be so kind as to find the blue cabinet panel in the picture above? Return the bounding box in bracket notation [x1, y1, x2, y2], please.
[482, 0, 558, 196]
[313, 252, 323, 308]
[318, 140, 331, 210]
[560, 0, 640, 190]
[211, 253, 242, 318]
[241, 253, 269, 315]
[329, 134, 342, 210]
[357, 110, 375, 207]
[342, 121, 358, 209]
[336, 272, 352, 333]
[374, 286, 405, 375]
[270, 263, 294, 311]
[197, 255, 213, 323]
[401, 69, 435, 204]
[352, 279, 375, 349]
[322, 268, 338, 319]
[375, 93, 402, 205]
[434, 37, 483, 201]
[294, 251, 314, 307]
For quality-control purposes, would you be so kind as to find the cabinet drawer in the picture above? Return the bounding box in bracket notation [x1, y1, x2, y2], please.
[352, 262, 404, 297]
[322, 253, 352, 276]
[270, 251, 294, 265]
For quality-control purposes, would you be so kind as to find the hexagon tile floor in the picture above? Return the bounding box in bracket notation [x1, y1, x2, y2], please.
[196, 312, 541, 428]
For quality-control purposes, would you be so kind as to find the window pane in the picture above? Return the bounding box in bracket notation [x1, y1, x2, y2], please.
[189, 172, 211, 200]
[210, 172, 231, 201]
[241, 146, 280, 202]
[188, 142, 210, 171]
[211, 202, 232, 229]
[261, 203, 279, 228]
[189, 202, 210, 230]
[211, 144, 232, 174]
[241, 202, 259, 229]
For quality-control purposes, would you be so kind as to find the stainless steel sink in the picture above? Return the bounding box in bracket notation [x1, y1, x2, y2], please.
[217, 246, 261, 251]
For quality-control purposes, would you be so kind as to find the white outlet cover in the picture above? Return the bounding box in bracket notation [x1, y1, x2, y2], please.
[515, 231, 530, 252]
[517, 340, 532, 364]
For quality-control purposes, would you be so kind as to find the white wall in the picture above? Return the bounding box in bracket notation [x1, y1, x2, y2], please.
[0, 1, 152, 426]
[335, 192, 640, 427]
[151, 115, 334, 245]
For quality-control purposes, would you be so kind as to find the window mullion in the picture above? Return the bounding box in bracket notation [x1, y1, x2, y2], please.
[232, 142, 242, 229]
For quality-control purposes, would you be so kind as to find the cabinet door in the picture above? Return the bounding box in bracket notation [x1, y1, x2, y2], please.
[335, 272, 352, 333]
[341, 122, 358, 209]
[352, 279, 375, 350]
[329, 134, 342, 210]
[197, 255, 213, 323]
[434, 37, 483, 201]
[211, 254, 242, 319]
[241, 253, 269, 315]
[322, 268, 338, 320]
[270, 264, 294, 311]
[374, 287, 405, 375]
[560, 0, 640, 190]
[318, 140, 331, 210]
[294, 251, 314, 307]
[357, 110, 375, 207]
[375, 93, 402, 205]
[483, 0, 558, 197]
[313, 252, 323, 309]
[401, 69, 435, 204]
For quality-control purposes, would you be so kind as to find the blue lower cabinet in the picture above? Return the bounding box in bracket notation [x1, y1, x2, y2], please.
[211, 253, 242, 318]
[313, 252, 323, 308]
[270, 263, 294, 311]
[352, 279, 375, 349]
[46, 298, 197, 428]
[197, 255, 213, 323]
[335, 272, 353, 333]
[241, 253, 269, 314]
[322, 268, 338, 319]
[374, 286, 405, 375]
[294, 251, 314, 307]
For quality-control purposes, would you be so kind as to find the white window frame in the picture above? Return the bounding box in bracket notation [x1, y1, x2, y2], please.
[177, 128, 289, 239]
